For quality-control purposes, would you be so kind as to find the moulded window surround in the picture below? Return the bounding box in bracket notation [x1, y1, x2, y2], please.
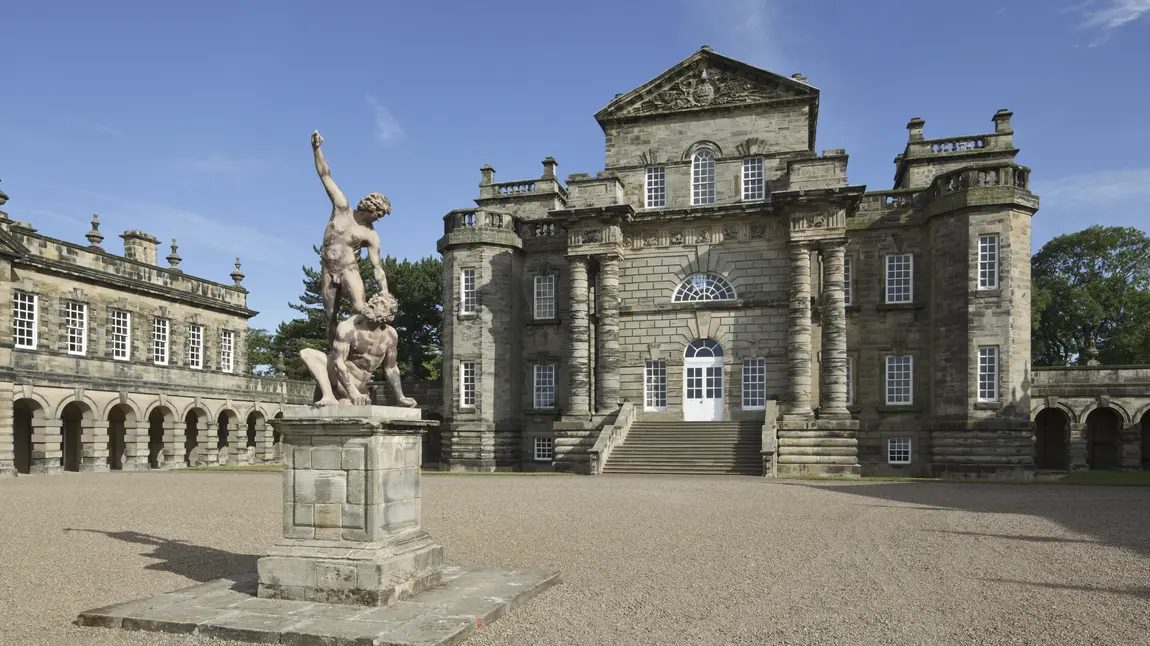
[888, 437, 912, 465]
[460, 361, 477, 408]
[220, 329, 235, 374]
[845, 355, 854, 405]
[111, 309, 131, 361]
[885, 254, 913, 303]
[644, 360, 667, 411]
[13, 291, 38, 350]
[533, 363, 556, 409]
[65, 302, 88, 356]
[843, 256, 853, 306]
[534, 274, 556, 320]
[533, 436, 554, 462]
[977, 345, 999, 402]
[673, 274, 736, 302]
[645, 166, 666, 208]
[684, 338, 723, 358]
[187, 324, 204, 369]
[978, 234, 999, 289]
[741, 358, 766, 410]
[691, 149, 716, 205]
[152, 318, 170, 365]
[460, 268, 477, 315]
[742, 157, 765, 201]
[885, 355, 913, 406]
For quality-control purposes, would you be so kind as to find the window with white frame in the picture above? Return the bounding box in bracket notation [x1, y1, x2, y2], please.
[741, 358, 766, 409]
[460, 361, 476, 408]
[843, 256, 853, 306]
[978, 346, 999, 401]
[978, 234, 999, 289]
[533, 363, 556, 409]
[65, 302, 87, 355]
[187, 324, 203, 369]
[645, 166, 666, 208]
[220, 329, 235, 374]
[533, 436, 554, 462]
[885, 254, 913, 303]
[460, 268, 477, 314]
[742, 157, 765, 201]
[672, 273, 736, 302]
[644, 360, 667, 410]
[111, 309, 131, 361]
[845, 356, 854, 405]
[885, 355, 913, 405]
[13, 291, 37, 349]
[152, 318, 169, 365]
[691, 149, 716, 205]
[888, 437, 912, 465]
[534, 274, 556, 319]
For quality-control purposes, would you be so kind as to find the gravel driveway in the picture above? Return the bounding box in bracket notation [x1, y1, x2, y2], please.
[2, 472, 1148, 646]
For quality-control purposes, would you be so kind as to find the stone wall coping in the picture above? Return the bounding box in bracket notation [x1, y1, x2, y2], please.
[283, 405, 423, 421]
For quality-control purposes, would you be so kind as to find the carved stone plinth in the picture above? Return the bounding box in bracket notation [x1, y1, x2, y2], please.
[258, 405, 444, 606]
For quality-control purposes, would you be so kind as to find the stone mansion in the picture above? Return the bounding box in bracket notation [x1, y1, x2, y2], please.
[436, 47, 1149, 478]
[0, 192, 312, 476]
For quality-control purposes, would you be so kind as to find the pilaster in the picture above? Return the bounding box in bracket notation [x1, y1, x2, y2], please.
[31, 420, 62, 475]
[80, 420, 110, 472]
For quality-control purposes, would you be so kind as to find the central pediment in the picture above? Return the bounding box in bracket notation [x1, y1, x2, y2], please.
[595, 47, 818, 123]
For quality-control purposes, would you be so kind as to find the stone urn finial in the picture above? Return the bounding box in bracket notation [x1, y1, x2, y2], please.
[231, 257, 245, 286]
[166, 238, 182, 272]
[1084, 332, 1101, 367]
[86, 214, 104, 248]
[0, 179, 9, 207]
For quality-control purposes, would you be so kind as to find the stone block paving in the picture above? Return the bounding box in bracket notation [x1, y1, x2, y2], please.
[78, 566, 559, 646]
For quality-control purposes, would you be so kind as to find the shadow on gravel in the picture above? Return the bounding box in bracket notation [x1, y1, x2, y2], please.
[978, 579, 1150, 600]
[63, 528, 258, 583]
[777, 481, 1150, 559]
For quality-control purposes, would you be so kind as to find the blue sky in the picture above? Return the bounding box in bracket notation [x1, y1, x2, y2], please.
[1, 0, 1147, 330]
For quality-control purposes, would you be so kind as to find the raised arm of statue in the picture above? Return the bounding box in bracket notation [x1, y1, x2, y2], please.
[311, 131, 349, 211]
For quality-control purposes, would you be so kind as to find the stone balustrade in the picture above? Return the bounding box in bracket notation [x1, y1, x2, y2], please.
[931, 163, 1030, 198]
[858, 190, 921, 211]
[494, 181, 537, 195]
[928, 137, 985, 154]
[442, 209, 518, 234]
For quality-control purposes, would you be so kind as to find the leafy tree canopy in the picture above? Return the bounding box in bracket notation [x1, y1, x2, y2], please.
[1032, 225, 1150, 366]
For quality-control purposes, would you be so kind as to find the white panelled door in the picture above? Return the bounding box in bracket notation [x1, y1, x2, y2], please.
[683, 339, 724, 422]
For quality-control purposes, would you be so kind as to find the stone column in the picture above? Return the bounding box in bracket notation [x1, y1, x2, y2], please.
[784, 241, 815, 419]
[80, 420, 110, 472]
[1068, 422, 1088, 471]
[163, 421, 184, 469]
[124, 423, 151, 471]
[31, 420, 61, 474]
[567, 257, 591, 417]
[819, 239, 850, 419]
[1120, 424, 1142, 471]
[597, 255, 621, 412]
[203, 421, 219, 466]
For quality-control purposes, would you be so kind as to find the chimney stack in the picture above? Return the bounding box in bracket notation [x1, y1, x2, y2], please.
[906, 117, 925, 142]
[541, 157, 558, 179]
[121, 230, 159, 265]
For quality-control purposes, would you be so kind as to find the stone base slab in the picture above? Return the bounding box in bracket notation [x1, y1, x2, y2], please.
[777, 463, 862, 478]
[78, 565, 560, 646]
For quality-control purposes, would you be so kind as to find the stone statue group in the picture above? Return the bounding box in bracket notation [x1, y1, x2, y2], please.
[300, 131, 417, 409]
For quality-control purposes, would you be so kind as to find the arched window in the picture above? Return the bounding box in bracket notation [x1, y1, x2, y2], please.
[673, 274, 736, 302]
[692, 149, 716, 205]
[685, 338, 723, 358]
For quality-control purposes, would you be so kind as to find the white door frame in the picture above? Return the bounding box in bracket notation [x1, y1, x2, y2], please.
[683, 356, 724, 421]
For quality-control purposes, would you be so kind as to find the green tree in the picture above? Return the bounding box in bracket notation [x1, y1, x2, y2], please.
[272, 247, 442, 382]
[1031, 225, 1150, 366]
[246, 328, 279, 376]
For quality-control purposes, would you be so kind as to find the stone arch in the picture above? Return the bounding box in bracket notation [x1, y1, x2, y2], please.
[245, 410, 267, 464]
[183, 406, 211, 467]
[12, 390, 52, 415]
[1132, 402, 1150, 425]
[52, 394, 100, 422]
[146, 404, 177, 469]
[99, 397, 143, 424]
[1031, 402, 1077, 424]
[105, 402, 138, 471]
[1079, 401, 1131, 427]
[1034, 407, 1070, 471]
[13, 397, 47, 475]
[681, 140, 724, 161]
[215, 407, 242, 465]
[1085, 407, 1123, 470]
[60, 400, 95, 472]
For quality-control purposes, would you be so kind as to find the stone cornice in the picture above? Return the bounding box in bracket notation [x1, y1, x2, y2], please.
[14, 254, 258, 318]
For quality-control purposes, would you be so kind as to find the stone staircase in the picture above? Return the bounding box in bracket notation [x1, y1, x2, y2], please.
[602, 420, 762, 476]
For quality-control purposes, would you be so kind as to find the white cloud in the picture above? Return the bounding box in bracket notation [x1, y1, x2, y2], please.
[1034, 167, 1150, 206]
[681, 0, 786, 72]
[62, 115, 125, 139]
[1075, 0, 1150, 44]
[366, 95, 403, 145]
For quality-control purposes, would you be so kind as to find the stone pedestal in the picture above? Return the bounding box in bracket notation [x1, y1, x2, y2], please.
[258, 405, 444, 606]
[775, 418, 861, 478]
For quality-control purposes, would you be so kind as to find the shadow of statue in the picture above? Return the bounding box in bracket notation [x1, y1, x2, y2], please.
[63, 528, 259, 584]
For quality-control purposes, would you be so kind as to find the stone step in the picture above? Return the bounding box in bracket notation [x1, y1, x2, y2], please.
[602, 467, 761, 476]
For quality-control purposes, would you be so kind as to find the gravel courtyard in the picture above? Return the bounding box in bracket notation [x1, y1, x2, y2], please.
[2, 472, 1148, 646]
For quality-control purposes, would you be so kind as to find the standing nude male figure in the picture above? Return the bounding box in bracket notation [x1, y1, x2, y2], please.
[311, 130, 392, 347]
